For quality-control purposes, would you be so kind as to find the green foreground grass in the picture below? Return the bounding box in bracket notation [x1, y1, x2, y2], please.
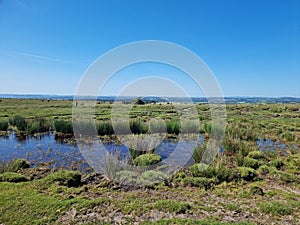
[0, 169, 299, 224]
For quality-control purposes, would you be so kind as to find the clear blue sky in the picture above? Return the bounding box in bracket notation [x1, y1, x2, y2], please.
[0, 0, 299, 97]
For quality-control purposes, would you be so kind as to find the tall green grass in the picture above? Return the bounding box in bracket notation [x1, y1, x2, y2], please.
[53, 120, 73, 134]
[97, 121, 114, 136]
[10, 115, 27, 131]
[0, 119, 9, 131]
[26, 118, 51, 134]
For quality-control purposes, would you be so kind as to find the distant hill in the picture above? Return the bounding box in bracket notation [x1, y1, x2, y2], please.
[0, 94, 299, 103]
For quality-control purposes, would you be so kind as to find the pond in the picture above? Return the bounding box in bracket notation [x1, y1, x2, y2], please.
[0, 132, 293, 172]
[0, 133, 204, 171]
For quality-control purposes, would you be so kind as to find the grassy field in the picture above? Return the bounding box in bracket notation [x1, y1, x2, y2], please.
[0, 98, 299, 224]
[0, 98, 299, 142]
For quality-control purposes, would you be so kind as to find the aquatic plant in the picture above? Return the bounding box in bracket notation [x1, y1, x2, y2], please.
[53, 120, 73, 134]
[0, 119, 8, 131]
[133, 154, 162, 167]
[10, 115, 27, 131]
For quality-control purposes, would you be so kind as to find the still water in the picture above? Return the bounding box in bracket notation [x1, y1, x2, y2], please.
[0, 132, 291, 171]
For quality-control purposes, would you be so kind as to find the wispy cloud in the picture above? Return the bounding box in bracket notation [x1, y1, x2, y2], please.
[5, 50, 72, 64]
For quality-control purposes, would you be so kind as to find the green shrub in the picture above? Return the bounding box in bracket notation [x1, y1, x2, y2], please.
[137, 170, 166, 187]
[0, 119, 9, 131]
[247, 150, 265, 160]
[173, 171, 187, 183]
[26, 118, 51, 134]
[193, 144, 205, 163]
[189, 163, 214, 178]
[281, 131, 294, 142]
[257, 165, 271, 175]
[180, 177, 215, 190]
[181, 120, 199, 134]
[271, 169, 300, 184]
[285, 154, 300, 171]
[53, 120, 73, 134]
[0, 172, 28, 182]
[215, 165, 237, 183]
[149, 119, 166, 133]
[128, 138, 156, 160]
[236, 167, 258, 181]
[258, 201, 293, 216]
[97, 121, 114, 135]
[203, 122, 211, 134]
[11, 115, 27, 131]
[45, 170, 82, 187]
[153, 200, 191, 214]
[0, 158, 30, 173]
[130, 119, 147, 134]
[133, 154, 162, 166]
[268, 159, 284, 169]
[249, 184, 264, 196]
[116, 170, 137, 186]
[189, 163, 236, 183]
[243, 157, 262, 169]
[12, 158, 30, 172]
[166, 118, 180, 134]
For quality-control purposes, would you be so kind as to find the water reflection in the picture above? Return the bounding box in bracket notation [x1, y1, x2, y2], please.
[0, 132, 293, 172]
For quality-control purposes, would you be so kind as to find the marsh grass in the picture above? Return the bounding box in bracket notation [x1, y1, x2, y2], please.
[10, 115, 27, 131]
[0, 119, 9, 131]
[53, 120, 73, 134]
[26, 118, 51, 134]
[97, 121, 114, 136]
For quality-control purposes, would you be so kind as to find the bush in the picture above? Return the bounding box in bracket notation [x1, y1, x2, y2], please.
[133, 154, 162, 166]
[281, 131, 294, 142]
[12, 158, 30, 172]
[181, 120, 199, 134]
[203, 122, 211, 134]
[97, 121, 114, 136]
[128, 138, 156, 160]
[0, 172, 28, 182]
[149, 119, 166, 133]
[137, 170, 166, 187]
[215, 165, 237, 183]
[11, 115, 27, 131]
[130, 119, 147, 134]
[286, 154, 300, 171]
[243, 157, 262, 169]
[0, 119, 9, 131]
[26, 118, 51, 134]
[247, 150, 265, 160]
[1, 159, 30, 173]
[116, 170, 137, 186]
[268, 159, 284, 169]
[236, 167, 258, 181]
[180, 177, 215, 190]
[258, 201, 293, 216]
[193, 144, 205, 163]
[189, 163, 213, 178]
[166, 118, 180, 134]
[257, 165, 271, 175]
[45, 170, 82, 187]
[53, 120, 73, 134]
[249, 184, 264, 196]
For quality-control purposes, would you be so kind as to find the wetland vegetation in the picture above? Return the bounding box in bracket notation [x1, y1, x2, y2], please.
[0, 98, 299, 224]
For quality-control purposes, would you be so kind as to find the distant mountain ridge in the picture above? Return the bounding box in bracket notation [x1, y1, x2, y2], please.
[0, 94, 299, 103]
